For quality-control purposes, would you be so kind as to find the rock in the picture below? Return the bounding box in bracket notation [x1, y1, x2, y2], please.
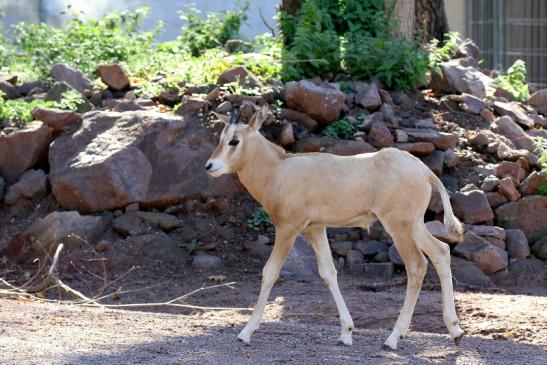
[465, 224, 506, 241]
[174, 96, 208, 114]
[0, 121, 51, 184]
[363, 262, 393, 279]
[25, 211, 107, 253]
[353, 240, 388, 256]
[285, 80, 346, 124]
[126, 234, 189, 264]
[294, 135, 376, 155]
[455, 39, 480, 60]
[0, 176, 4, 201]
[519, 171, 547, 195]
[486, 192, 508, 209]
[107, 99, 147, 112]
[505, 229, 530, 258]
[496, 196, 547, 242]
[451, 190, 494, 224]
[381, 103, 397, 125]
[453, 232, 508, 274]
[493, 101, 535, 128]
[156, 90, 180, 107]
[415, 118, 438, 130]
[481, 176, 500, 192]
[31, 107, 82, 133]
[394, 129, 408, 143]
[379, 89, 394, 105]
[470, 131, 490, 149]
[403, 128, 458, 150]
[345, 250, 365, 274]
[389, 245, 404, 266]
[491, 116, 536, 152]
[531, 237, 547, 259]
[132, 211, 181, 231]
[354, 83, 382, 111]
[243, 237, 272, 259]
[192, 251, 221, 270]
[278, 108, 318, 132]
[331, 241, 353, 256]
[443, 149, 460, 168]
[4, 169, 47, 205]
[282, 236, 318, 279]
[113, 214, 147, 237]
[426, 150, 445, 176]
[49, 111, 243, 212]
[278, 122, 295, 147]
[50, 63, 94, 93]
[498, 177, 521, 201]
[393, 142, 435, 156]
[367, 122, 393, 148]
[428, 190, 444, 213]
[17, 80, 48, 96]
[448, 256, 494, 287]
[480, 108, 495, 122]
[430, 60, 489, 98]
[215, 101, 233, 113]
[96, 64, 130, 91]
[426, 220, 458, 244]
[458, 93, 485, 115]
[491, 258, 546, 286]
[125, 203, 140, 213]
[0, 80, 20, 99]
[529, 89, 547, 115]
[217, 66, 260, 88]
[94, 240, 110, 253]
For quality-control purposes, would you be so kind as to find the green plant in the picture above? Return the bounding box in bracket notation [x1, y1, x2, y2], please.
[56, 90, 86, 111]
[247, 207, 271, 230]
[323, 118, 356, 139]
[428, 31, 460, 75]
[0, 93, 56, 128]
[186, 239, 199, 254]
[178, 2, 249, 57]
[534, 137, 547, 196]
[495, 59, 531, 102]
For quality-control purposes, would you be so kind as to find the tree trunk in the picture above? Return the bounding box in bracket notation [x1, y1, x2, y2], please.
[392, 0, 416, 40]
[415, 0, 449, 43]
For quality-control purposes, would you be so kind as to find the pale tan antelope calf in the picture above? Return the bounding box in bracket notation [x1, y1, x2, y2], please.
[205, 105, 466, 350]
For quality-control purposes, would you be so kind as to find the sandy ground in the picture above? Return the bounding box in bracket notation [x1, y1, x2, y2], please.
[0, 275, 546, 365]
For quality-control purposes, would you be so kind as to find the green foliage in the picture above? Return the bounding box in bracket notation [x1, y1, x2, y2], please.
[56, 90, 86, 111]
[323, 118, 356, 139]
[0, 93, 55, 128]
[178, 2, 249, 57]
[495, 59, 531, 102]
[343, 35, 428, 91]
[428, 31, 460, 75]
[534, 137, 547, 196]
[247, 207, 271, 230]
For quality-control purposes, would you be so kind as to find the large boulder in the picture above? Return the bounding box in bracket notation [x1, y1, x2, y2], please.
[495, 196, 547, 242]
[49, 111, 243, 213]
[529, 89, 547, 115]
[354, 83, 382, 111]
[430, 60, 492, 98]
[285, 80, 346, 124]
[96, 64, 130, 91]
[453, 232, 508, 275]
[31, 107, 82, 134]
[493, 101, 535, 128]
[25, 211, 107, 253]
[50, 63, 94, 93]
[0, 121, 52, 184]
[451, 190, 494, 224]
[490, 116, 536, 152]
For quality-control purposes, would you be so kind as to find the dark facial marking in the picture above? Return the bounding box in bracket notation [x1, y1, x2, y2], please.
[229, 138, 240, 146]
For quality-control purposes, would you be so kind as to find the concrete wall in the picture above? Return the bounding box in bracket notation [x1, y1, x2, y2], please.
[445, 0, 467, 37]
[0, 0, 281, 41]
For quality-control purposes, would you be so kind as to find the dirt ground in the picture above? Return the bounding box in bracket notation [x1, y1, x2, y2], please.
[1, 271, 546, 365]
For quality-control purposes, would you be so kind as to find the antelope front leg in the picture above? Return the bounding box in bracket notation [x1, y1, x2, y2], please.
[305, 226, 354, 345]
[238, 228, 296, 344]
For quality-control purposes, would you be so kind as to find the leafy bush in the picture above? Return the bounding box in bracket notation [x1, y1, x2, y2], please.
[495, 59, 531, 102]
[323, 118, 356, 139]
[9, 8, 157, 79]
[534, 137, 547, 196]
[428, 31, 460, 75]
[0, 93, 55, 128]
[247, 207, 271, 230]
[178, 2, 249, 57]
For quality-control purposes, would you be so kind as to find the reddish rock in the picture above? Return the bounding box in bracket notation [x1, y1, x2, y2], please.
[529, 88, 547, 115]
[107, 99, 147, 112]
[498, 177, 521, 201]
[0, 121, 52, 184]
[486, 192, 508, 209]
[50, 63, 93, 93]
[285, 80, 346, 124]
[354, 83, 382, 111]
[480, 108, 495, 122]
[96, 64, 130, 91]
[465, 224, 506, 241]
[505, 229, 530, 258]
[0, 80, 20, 99]
[480, 176, 500, 192]
[451, 190, 494, 224]
[294, 136, 376, 155]
[367, 121, 393, 148]
[491, 257, 546, 286]
[4, 169, 47, 205]
[453, 232, 508, 275]
[379, 89, 394, 105]
[443, 149, 460, 168]
[491, 116, 536, 152]
[31, 107, 82, 133]
[493, 101, 535, 128]
[430, 60, 490, 98]
[49, 111, 243, 213]
[519, 171, 547, 195]
[279, 108, 318, 132]
[393, 142, 435, 156]
[428, 190, 444, 213]
[217, 66, 260, 88]
[243, 236, 272, 259]
[278, 122, 295, 147]
[458, 93, 485, 115]
[496, 196, 547, 242]
[402, 128, 458, 150]
[174, 96, 208, 114]
[426, 220, 458, 244]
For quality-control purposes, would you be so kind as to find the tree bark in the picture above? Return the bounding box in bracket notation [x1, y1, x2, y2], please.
[391, 0, 416, 40]
[415, 0, 449, 43]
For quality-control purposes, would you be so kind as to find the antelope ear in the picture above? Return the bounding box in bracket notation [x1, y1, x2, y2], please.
[250, 104, 269, 131]
[212, 112, 230, 125]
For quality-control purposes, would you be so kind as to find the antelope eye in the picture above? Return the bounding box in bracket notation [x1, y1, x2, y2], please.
[228, 138, 239, 146]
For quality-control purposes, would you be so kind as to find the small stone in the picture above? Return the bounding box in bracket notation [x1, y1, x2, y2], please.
[192, 252, 221, 270]
[50, 63, 93, 93]
[486, 192, 508, 208]
[96, 64, 130, 91]
[374, 251, 390, 263]
[133, 211, 181, 231]
[363, 262, 393, 279]
[279, 122, 295, 147]
[355, 83, 382, 111]
[394, 142, 435, 156]
[331, 241, 353, 257]
[345, 250, 365, 274]
[243, 237, 272, 259]
[113, 214, 146, 237]
[125, 203, 140, 213]
[215, 101, 233, 113]
[426, 220, 458, 244]
[495, 161, 526, 185]
[217, 66, 260, 88]
[353, 240, 388, 255]
[531, 237, 547, 260]
[481, 176, 500, 192]
[4, 169, 47, 205]
[443, 149, 460, 168]
[415, 118, 438, 130]
[498, 177, 521, 201]
[367, 121, 393, 148]
[519, 171, 547, 196]
[505, 229, 530, 259]
[470, 132, 490, 149]
[94, 240, 110, 253]
[395, 129, 408, 143]
[175, 96, 208, 114]
[480, 108, 495, 122]
[426, 150, 445, 176]
[453, 232, 508, 275]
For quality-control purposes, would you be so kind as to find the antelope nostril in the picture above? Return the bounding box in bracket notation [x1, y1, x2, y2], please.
[205, 162, 213, 171]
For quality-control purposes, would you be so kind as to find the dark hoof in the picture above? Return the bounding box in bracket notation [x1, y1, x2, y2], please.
[337, 340, 349, 347]
[382, 344, 395, 351]
[454, 332, 466, 346]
